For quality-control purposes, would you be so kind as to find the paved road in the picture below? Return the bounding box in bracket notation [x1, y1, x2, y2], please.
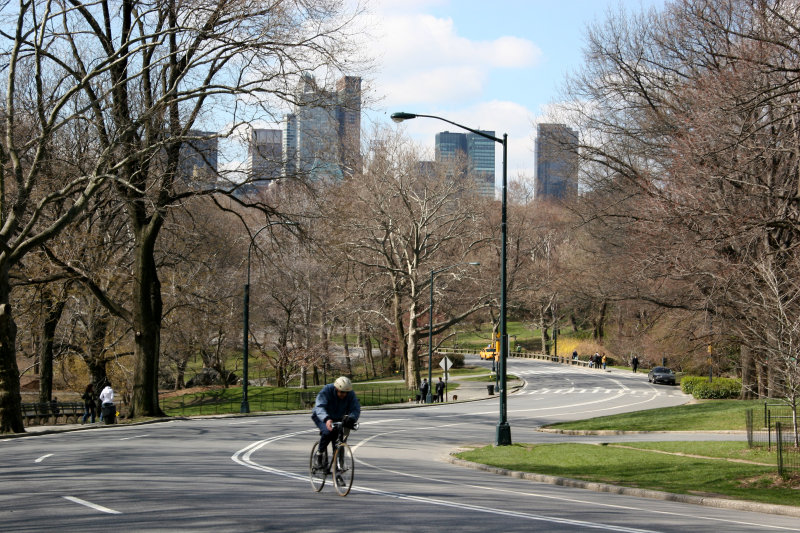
[2, 357, 797, 532]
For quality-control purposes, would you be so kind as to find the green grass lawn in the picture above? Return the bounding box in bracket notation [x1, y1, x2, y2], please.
[454, 399, 800, 507]
[160, 381, 417, 416]
[546, 399, 762, 432]
[455, 443, 798, 507]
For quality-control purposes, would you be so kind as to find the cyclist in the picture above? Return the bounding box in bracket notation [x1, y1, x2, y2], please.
[311, 376, 361, 469]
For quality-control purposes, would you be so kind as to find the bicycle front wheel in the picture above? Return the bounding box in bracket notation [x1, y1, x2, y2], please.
[332, 442, 354, 496]
[309, 442, 327, 492]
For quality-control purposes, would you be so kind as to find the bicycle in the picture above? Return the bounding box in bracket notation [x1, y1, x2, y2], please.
[309, 416, 358, 496]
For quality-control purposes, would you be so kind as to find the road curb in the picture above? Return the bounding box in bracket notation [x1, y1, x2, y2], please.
[445, 455, 800, 518]
[537, 428, 748, 436]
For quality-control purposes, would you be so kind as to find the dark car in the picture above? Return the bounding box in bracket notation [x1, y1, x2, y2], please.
[648, 366, 676, 385]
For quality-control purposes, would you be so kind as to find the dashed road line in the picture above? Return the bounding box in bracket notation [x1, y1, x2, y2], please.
[63, 496, 121, 515]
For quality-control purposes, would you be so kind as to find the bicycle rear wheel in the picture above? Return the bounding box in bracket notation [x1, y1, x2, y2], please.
[332, 442, 354, 496]
[309, 442, 327, 492]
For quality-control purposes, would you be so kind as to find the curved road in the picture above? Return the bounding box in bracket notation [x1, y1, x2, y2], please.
[2, 357, 798, 532]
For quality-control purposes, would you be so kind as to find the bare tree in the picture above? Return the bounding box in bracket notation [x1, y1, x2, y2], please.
[326, 129, 491, 389]
[1, 0, 365, 422]
[559, 0, 800, 403]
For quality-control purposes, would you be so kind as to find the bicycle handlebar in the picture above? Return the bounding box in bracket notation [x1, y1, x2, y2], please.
[332, 420, 359, 431]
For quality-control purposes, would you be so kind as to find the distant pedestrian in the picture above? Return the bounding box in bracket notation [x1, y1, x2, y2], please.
[435, 377, 445, 403]
[99, 381, 114, 421]
[419, 378, 429, 403]
[602, 354, 607, 370]
[81, 383, 96, 424]
[631, 356, 639, 373]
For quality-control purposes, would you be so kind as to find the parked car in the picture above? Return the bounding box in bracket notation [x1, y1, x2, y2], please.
[648, 366, 676, 385]
[479, 346, 497, 360]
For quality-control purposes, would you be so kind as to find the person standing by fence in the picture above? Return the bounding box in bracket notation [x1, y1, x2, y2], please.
[81, 383, 96, 424]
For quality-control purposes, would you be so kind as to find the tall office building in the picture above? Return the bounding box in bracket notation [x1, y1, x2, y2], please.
[248, 128, 282, 182]
[179, 130, 218, 190]
[466, 132, 496, 197]
[282, 74, 361, 181]
[535, 123, 579, 201]
[434, 130, 495, 197]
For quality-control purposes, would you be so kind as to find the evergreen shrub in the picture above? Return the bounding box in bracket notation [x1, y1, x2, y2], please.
[681, 376, 741, 399]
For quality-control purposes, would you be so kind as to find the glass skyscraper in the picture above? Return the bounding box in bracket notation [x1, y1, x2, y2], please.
[248, 128, 282, 182]
[282, 74, 361, 182]
[178, 130, 218, 190]
[434, 130, 495, 197]
[535, 123, 579, 201]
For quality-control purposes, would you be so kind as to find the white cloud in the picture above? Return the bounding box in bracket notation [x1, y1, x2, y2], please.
[365, 8, 541, 109]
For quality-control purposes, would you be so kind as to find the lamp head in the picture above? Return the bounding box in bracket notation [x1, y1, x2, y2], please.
[391, 112, 417, 123]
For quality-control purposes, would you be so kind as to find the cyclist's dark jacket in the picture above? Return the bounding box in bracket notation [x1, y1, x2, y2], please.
[311, 384, 361, 424]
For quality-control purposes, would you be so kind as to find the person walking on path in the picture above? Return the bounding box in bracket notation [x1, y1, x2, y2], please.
[435, 377, 445, 403]
[419, 378, 429, 403]
[81, 383, 96, 424]
[602, 354, 607, 370]
[632, 355, 639, 373]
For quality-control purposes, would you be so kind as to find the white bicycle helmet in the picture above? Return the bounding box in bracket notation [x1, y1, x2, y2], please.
[334, 376, 353, 392]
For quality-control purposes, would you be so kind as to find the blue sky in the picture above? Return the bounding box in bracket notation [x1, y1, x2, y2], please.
[366, 0, 666, 182]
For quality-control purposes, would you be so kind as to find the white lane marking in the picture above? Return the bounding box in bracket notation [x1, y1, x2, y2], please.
[119, 434, 150, 441]
[34, 454, 53, 463]
[63, 496, 121, 515]
[231, 428, 654, 533]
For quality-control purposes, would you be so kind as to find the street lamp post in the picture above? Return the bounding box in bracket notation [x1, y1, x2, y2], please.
[242, 221, 297, 413]
[428, 262, 480, 403]
[392, 112, 512, 445]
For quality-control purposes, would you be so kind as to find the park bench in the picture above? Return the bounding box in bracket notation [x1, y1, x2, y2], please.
[21, 402, 84, 426]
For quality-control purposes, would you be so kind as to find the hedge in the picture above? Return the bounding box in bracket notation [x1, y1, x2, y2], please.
[680, 376, 741, 399]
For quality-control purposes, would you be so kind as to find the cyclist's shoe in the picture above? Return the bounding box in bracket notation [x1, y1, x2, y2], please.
[314, 452, 326, 470]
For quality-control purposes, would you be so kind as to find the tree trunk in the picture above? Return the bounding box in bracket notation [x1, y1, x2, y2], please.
[757, 357, 768, 398]
[405, 300, 421, 389]
[129, 226, 165, 418]
[85, 309, 109, 388]
[540, 305, 550, 355]
[37, 290, 67, 404]
[366, 331, 377, 377]
[0, 265, 24, 433]
[342, 325, 352, 378]
[740, 344, 757, 400]
[175, 357, 187, 390]
[593, 300, 608, 340]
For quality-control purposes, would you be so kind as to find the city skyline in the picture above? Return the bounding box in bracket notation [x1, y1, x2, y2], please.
[369, 0, 666, 187]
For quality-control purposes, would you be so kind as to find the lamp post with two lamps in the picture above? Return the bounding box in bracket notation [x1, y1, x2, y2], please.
[392, 111, 511, 445]
[427, 262, 480, 403]
[241, 221, 297, 413]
